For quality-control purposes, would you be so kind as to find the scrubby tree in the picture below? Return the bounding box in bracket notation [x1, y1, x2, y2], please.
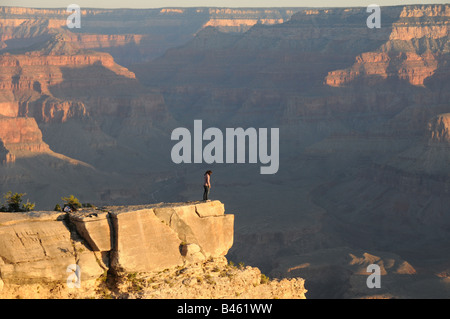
[0, 191, 35, 212]
[22, 199, 35, 212]
[5, 192, 23, 212]
[61, 195, 82, 210]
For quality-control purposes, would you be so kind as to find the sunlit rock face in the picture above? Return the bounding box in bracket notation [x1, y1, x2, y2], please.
[2, 201, 305, 300]
[325, 5, 449, 87]
[0, 201, 233, 282]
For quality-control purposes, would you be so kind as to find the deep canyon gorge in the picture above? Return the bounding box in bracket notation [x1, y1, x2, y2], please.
[0, 4, 449, 298]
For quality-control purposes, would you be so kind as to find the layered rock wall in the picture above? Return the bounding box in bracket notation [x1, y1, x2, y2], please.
[0, 117, 51, 164]
[325, 4, 449, 87]
[0, 6, 299, 65]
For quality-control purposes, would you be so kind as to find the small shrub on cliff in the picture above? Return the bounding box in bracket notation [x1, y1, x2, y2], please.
[0, 191, 35, 212]
[126, 272, 145, 292]
[61, 195, 82, 210]
[22, 199, 35, 212]
[260, 274, 270, 285]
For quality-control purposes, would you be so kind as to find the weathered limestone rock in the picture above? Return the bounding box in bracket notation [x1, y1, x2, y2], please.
[69, 211, 112, 251]
[0, 201, 235, 293]
[109, 208, 184, 274]
[195, 200, 225, 217]
[181, 243, 206, 263]
[0, 201, 306, 300]
[153, 201, 234, 258]
[0, 211, 104, 284]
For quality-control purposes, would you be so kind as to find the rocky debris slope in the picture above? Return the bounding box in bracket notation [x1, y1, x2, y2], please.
[0, 200, 307, 299]
[115, 257, 306, 299]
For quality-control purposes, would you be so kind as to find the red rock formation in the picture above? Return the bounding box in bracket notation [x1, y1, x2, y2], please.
[23, 97, 87, 123]
[0, 116, 94, 167]
[65, 33, 144, 50]
[0, 33, 135, 123]
[325, 5, 449, 87]
[0, 117, 50, 164]
[0, 101, 18, 117]
[325, 51, 440, 87]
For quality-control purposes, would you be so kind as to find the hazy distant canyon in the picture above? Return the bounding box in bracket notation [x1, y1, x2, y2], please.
[0, 4, 449, 298]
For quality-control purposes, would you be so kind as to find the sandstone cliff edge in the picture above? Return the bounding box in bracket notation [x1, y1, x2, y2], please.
[0, 200, 306, 299]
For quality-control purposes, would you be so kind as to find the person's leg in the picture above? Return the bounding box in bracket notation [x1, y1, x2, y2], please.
[203, 185, 208, 200]
[203, 185, 210, 200]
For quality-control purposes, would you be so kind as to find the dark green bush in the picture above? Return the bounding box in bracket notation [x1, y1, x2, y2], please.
[0, 191, 35, 212]
[61, 195, 82, 209]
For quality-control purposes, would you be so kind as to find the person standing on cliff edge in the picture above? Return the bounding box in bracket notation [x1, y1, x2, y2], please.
[203, 170, 212, 201]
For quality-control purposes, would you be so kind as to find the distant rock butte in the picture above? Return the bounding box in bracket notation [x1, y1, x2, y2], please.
[0, 117, 88, 166]
[0, 117, 49, 161]
[325, 51, 440, 87]
[201, 8, 295, 32]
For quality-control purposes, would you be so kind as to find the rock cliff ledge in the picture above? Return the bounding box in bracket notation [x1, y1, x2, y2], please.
[0, 200, 306, 299]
